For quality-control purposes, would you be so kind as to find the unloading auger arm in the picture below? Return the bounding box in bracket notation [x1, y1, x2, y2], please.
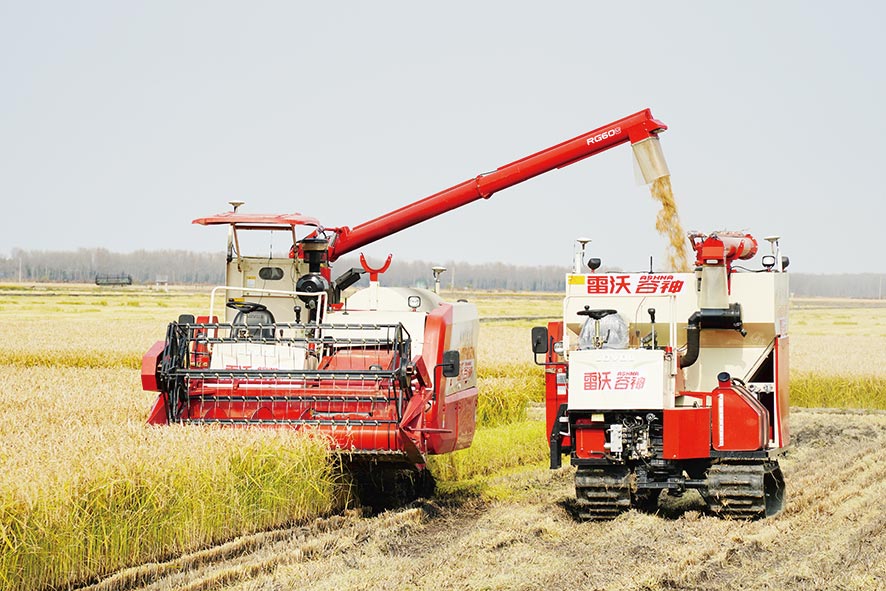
[327, 109, 668, 261]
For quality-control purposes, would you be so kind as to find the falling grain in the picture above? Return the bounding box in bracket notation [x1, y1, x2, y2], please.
[649, 176, 691, 272]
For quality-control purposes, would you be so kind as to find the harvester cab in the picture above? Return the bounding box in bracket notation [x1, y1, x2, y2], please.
[195, 208, 352, 325]
[534, 232, 790, 519]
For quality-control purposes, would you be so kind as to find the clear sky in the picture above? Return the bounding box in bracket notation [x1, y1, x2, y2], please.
[1, 2, 883, 273]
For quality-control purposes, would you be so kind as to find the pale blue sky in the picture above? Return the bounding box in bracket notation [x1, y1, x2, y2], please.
[2, 2, 883, 272]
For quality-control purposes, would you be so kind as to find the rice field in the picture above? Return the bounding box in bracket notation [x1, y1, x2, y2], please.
[0, 368, 344, 590]
[0, 284, 884, 590]
[790, 298, 886, 407]
[0, 286, 345, 590]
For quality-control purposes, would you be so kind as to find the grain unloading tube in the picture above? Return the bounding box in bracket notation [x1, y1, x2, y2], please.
[630, 136, 669, 184]
[327, 109, 669, 260]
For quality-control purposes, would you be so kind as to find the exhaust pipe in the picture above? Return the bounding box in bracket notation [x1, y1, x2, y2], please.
[679, 305, 747, 369]
[680, 312, 701, 368]
[632, 136, 669, 184]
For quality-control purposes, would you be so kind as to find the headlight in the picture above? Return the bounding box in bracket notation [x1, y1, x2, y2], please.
[407, 295, 421, 309]
[553, 341, 564, 355]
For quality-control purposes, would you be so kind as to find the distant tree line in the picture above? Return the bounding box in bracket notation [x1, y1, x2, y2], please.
[0, 248, 223, 285]
[788, 273, 886, 299]
[0, 248, 883, 298]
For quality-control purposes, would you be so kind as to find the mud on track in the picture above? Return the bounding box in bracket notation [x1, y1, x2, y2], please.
[80, 408, 886, 591]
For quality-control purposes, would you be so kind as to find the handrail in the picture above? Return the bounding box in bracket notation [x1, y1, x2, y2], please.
[208, 285, 328, 323]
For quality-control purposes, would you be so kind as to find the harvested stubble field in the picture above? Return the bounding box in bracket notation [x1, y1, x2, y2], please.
[1, 285, 885, 591]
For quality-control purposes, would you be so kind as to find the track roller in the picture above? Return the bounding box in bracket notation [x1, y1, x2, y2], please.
[702, 460, 785, 519]
[574, 466, 632, 520]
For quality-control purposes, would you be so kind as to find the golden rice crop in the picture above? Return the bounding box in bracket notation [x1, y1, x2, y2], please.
[0, 316, 172, 369]
[477, 322, 544, 366]
[790, 334, 886, 378]
[476, 363, 544, 426]
[0, 365, 347, 591]
[791, 373, 886, 409]
[0, 290, 550, 589]
[441, 290, 562, 319]
[428, 420, 547, 484]
[1, 286, 883, 589]
[790, 304, 886, 377]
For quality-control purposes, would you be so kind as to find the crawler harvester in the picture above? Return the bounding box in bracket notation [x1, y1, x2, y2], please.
[533, 234, 790, 519]
[141, 214, 478, 502]
[142, 109, 672, 503]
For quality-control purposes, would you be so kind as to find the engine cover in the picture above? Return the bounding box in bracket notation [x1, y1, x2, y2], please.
[567, 348, 672, 410]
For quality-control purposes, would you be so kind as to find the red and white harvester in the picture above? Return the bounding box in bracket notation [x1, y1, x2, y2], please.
[533, 233, 790, 519]
[141, 109, 672, 503]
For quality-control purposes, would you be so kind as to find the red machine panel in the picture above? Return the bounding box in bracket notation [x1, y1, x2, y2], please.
[141, 341, 163, 393]
[663, 407, 711, 459]
[775, 336, 790, 447]
[711, 381, 770, 451]
[574, 426, 606, 460]
[422, 303, 454, 455]
[543, 322, 569, 448]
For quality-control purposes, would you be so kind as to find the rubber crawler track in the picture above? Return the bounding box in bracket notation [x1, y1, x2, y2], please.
[702, 460, 786, 519]
[573, 466, 632, 520]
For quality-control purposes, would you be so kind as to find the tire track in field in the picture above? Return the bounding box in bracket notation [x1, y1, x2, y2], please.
[75, 409, 886, 591]
[74, 508, 422, 591]
[241, 409, 886, 591]
[624, 409, 886, 591]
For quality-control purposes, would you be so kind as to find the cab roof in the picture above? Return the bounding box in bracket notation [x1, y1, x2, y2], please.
[192, 212, 322, 230]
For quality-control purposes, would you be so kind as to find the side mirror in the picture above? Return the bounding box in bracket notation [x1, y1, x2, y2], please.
[531, 326, 549, 354]
[441, 349, 460, 378]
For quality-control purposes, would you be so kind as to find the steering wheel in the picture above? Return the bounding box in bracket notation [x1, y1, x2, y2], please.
[577, 306, 618, 321]
[225, 300, 268, 314]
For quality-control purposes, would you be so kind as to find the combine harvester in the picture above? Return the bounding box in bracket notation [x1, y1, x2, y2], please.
[142, 109, 672, 504]
[533, 233, 790, 519]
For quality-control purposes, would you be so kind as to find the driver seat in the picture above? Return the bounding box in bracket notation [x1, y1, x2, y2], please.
[233, 308, 276, 339]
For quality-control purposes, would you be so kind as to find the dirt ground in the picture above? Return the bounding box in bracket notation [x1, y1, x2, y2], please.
[78, 408, 886, 591]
